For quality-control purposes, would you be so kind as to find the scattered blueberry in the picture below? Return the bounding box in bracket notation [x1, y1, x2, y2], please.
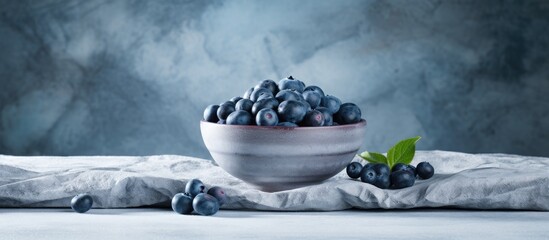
[375, 173, 391, 189]
[391, 163, 415, 175]
[207, 186, 227, 206]
[256, 108, 279, 126]
[416, 162, 434, 179]
[71, 193, 93, 213]
[390, 170, 415, 189]
[346, 162, 363, 179]
[408, 165, 417, 177]
[203, 105, 220, 123]
[334, 103, 361, 124]
[360, 167, 376, 184]
[372, 163, 390, 176]
[372, 163, 391, 189]
[193, 193, 220, 216]
[171, 192, 193, 214]
[226, 110, 253, 125]
[185, 179, 206, 197]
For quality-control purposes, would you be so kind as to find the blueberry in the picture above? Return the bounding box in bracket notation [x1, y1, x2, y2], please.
[391, 163, 417, 176]
[207, 186, 227, 206]
[171, 192, 193, 214]
[416, 162, 434, 179]
[277, 100, 307, 123]
[275, 89, 303, 102]
[372, 163, 391, 189]
[217, 119, 226, 124]
[408, 165, 417, 177]
[334, 103, 361, 124]
[256, 93, 274, 102]
[226, 110, 253, 125]
[360, 167, 376, 184]
[230, 96, 243, 103]
[300, 99, 312, 111]
[220, 100, 235, 107]
[277, 122, 298, 127]
[250, 87, 274, 102]
[251, 98, 279, 115]
[203, 105, 220, 123]
[390, 170, 416, 189]
[346, 162, 362, 179]
[217, 103, 235, 120]
[256, 108, 279, 126]
[298, 79, 306, 89]
[391, 163, 407, 172]
[185, 179, 206, 197]
[302, 91, 322, 109]
[315, 107, 333, 126]
[301, 110, 324, 126]
[192, 193, 220, 216]
[320, 95, 341, 114]
[255, 79, 279, 95]
[375, 173, 391, 189]
[71, 193, 93, 213]
[372, 163, 390, 176]
[303, 85, 325, 97]
[243, 87, 254, 99]
[278, 76, 304, 93]
[235, 99, 254, 112]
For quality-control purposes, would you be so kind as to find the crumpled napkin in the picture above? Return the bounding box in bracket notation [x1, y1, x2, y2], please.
[0, 151, 547, 210]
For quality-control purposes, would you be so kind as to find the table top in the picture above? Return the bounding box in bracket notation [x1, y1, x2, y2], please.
[1, 208, 547, 240]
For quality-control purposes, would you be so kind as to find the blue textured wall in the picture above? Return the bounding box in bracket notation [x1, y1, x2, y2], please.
[1, 0, 548, 158]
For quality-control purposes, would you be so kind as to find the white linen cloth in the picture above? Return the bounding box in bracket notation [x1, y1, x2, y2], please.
[0, 151, 547, 210]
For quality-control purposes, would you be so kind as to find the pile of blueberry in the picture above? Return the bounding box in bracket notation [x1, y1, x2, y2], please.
[346, 162, 434, 189]
[203, 76, 362, 126]
[171, 179, 227, 216]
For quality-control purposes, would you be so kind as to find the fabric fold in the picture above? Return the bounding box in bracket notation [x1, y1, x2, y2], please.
[0, 151, 547, 210]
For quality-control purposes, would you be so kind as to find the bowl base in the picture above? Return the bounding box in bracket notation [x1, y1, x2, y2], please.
[248, 180, 326, 192]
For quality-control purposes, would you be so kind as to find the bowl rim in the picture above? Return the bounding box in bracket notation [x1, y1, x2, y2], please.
[200, 119, 367, 130]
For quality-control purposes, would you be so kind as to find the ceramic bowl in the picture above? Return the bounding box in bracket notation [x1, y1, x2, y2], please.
[200, 119, 367, 192]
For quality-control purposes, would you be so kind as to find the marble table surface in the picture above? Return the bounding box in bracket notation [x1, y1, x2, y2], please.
[1, 208, 548, 240]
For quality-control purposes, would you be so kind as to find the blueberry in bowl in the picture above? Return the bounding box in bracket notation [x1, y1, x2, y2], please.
[200, 76, 367, 192]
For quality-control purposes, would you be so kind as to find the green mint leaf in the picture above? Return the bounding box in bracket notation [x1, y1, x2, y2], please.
[386, 136, 421, 168]
[359, 151, 387, 164]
